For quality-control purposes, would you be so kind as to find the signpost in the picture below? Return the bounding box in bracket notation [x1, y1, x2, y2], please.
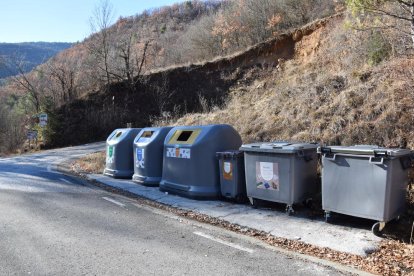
[28, 113, 48, 149]
[27, 130, 38, 140]
[39, 113, 48, 127]
[27, 130, 38, 148]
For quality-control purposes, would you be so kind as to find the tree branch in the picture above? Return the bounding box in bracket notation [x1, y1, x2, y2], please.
[396, 0, 414, 7]
[366, 7, 411, 21]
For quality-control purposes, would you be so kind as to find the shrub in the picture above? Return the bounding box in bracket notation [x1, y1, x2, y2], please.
[367, 31, 391, 65]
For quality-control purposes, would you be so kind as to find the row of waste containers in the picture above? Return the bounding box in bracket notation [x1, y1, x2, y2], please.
[103, 124, 413, 235]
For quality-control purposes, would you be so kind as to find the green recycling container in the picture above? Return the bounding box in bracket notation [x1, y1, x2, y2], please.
[104, 128, 141, 178]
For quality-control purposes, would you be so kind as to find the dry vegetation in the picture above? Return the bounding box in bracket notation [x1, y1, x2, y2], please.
[162, 15, 414, 149]
[71, 151, 106, 174]
[0, 0, 339, 154]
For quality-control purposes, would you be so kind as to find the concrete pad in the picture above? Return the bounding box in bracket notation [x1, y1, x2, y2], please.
[86, 174, 381, 256]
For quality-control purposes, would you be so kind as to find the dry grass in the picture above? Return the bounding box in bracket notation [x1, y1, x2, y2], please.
[160, 15, 414, 149]
[71, 151, 106, 174]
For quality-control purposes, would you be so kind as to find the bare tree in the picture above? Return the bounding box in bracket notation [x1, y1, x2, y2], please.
[0, 100, 26, 154]
[88, 0, 115, 89]
[347, 0, 414, 47]
[152, 72, 173, 114]
[3, 55, 41, 113]
[46, 61, 78, 105]
[184, 15, 222, 60]
[112, 29, 151, 92]
[89, 4, 152, 93]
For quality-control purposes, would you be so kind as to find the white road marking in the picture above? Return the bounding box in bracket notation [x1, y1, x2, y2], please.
[102, 197, 126, 208]
[46, 164, 60, 174]
[60, 178, 73, 184]
[193, 231, 254, 253]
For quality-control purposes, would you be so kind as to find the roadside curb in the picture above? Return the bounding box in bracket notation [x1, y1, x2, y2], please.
[56, 159, 374, 276]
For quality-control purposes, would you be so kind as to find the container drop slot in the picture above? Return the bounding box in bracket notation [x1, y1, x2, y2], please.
[141, 131, 154, 138]
[167, 129, 201, 145]
[109, 131, 123, 140]
[177, 131, 193, 142]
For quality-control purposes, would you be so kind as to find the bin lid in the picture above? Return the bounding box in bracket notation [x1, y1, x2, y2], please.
[318, 145, 411, 157]
[216, 150, 244, 158]
[240, 142, 318, 154]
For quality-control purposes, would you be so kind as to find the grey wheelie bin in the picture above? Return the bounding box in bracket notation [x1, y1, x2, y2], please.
[159, 124, 242, 199]
[216, 150, 246, 202]
[240, 142, 319, 214]
[319, 145, 412, 235]
[104, 128, 141, 178]
[132, 126, 173, 186]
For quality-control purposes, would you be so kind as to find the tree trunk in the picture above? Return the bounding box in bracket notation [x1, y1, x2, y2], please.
[411, 5, 414, 48]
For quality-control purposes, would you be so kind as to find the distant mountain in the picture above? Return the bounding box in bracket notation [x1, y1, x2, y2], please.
[0, 42, 72, 80]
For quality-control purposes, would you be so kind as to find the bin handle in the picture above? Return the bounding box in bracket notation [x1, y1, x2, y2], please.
[400, 155, 412, 170]
[369, 157, 384, 165]
[323, 153, 336, 161]
[296, 150, 305, 158]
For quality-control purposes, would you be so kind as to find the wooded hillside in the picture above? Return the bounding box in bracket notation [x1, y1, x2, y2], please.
[0, 0, 340, 153]
[1, 0, 413, 152]
[0, 42, 72, 81]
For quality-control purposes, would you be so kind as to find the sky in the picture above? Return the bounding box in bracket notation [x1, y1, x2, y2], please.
[0, 0, 179, 43]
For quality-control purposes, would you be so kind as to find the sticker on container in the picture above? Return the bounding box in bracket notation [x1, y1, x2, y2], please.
[223, 162, 233, 180]
[166, 147, 191, 159]
[256, 162, 279, 191]
[166, 147, 175, 157]
[107, 146, 115, 164]
[180, 148, 191, 159]
[136, 148, 145, 168]
[137, 137, 152, 143]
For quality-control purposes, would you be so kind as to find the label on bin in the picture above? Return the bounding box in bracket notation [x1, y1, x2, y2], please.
[166, 147, 191, 159]
[107, 146, 115, 164]
[256, 162, 279, 191]
[137, 137, 152, 143]
[136, 148, 145, 168]
[223, 162, 233, 180]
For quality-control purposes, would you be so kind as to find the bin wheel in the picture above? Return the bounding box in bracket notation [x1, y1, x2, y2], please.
[286, 205, 294, 216]
[372, 222, 385, 237]
[324, 211, 331, 223]
[250, 198, 258, 209]
[304, 198, 314, 209]
[235, 194, 245, 204]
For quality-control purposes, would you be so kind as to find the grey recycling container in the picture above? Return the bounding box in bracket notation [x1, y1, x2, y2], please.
[240, 142, 319, 214]
[319, 145, 412, 234]
[103, 128, 142, 178]
[159, 124, 242, 199]
[216, 150, 246, 202]
[132, 126, 173, 186]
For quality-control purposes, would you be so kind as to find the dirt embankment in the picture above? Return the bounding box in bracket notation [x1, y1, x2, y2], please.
[168, 13, 414, 149]
[48, 14, 336, 147]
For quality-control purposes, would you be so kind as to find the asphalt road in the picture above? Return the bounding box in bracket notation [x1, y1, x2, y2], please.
[0, 144, 345, 275]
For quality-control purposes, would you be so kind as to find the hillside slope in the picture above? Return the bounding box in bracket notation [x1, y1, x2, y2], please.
[47, 14, 335, 146]
[163, 14, 414, 148]
[0, 42, 72, 80]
